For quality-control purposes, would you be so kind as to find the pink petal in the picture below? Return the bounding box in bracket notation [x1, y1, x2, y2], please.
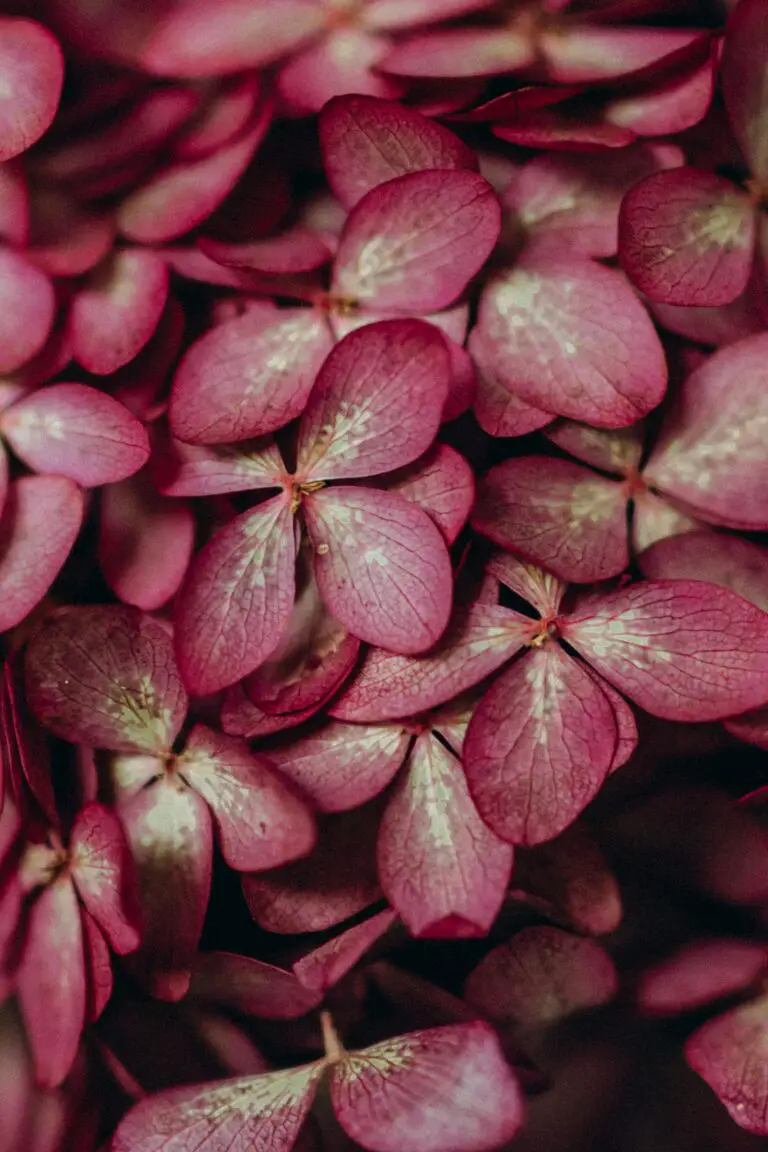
[293, 908, 398, 993]
[319, 94, 478, 210]
[379, 443, 475, 544]
[488, 552, 566, 619]
[297, 320, 450, 482]
[364, 0, 498, 29]
[68, 250, 169, 376]
[181, 724, 316, 872]
[189, 951, 321, 1019]
[638, 530, 768, 613]
[141, 0, 325, 76]
[470, 333, 553, 438]
[465, 927, 617, 1028]
[508, 143, 683, 260]
[332, 170, 501, 313]
[545, 418, 643, 475]
[477, 254, 667, 426]
[0, 475, 83, 633]
[0, 160, 28, 245]
[170, 310, 332, 445]
[464, 646, 617, 846]
[721, 0, 768, 183]
[493, 114, 636, 152]
[638, 939, 766, 1017]
[631, 488, 699, 554]
[174, 495, 296, 696]
[245, 572, 360, 717]
[99, 472, 195, 611]
[0, 249, 54, 374]
[243, 805, 382, 934]
[17, 877, 85, 1088]
[117, 113, 270, 244]
[0, 654, 56, 822]
[200, 227, 331, 276]
[69, 801, 141, 956]
[379, 731, 513, 937]
[153, 431, 285, 498]
[108, 752, 165, 805]
[0, 19, 63, 161]
[26, 188, 114, 278]
[330, 1022, 525, 1152]
[619, 169, 755, 306]
[278, 28, 402, 117]
[269, 720, 410, 812]
[221, 683, 317, 740]
[25, 604, 188, 754]
[304, 486, 452, 654]
[643, 334, 768, 529]
[81, 911, 113, 1023]
[330, 604, 532, 721]
[605, 43, 717, 137]
[381, 28, 535, 78]
[442, 341, 476, 422]
[110, 296, 186, 422]
[473, 456, 629, 583]
[2, 383, 150, 487]
[582, 665, 638, 774]
[561, 580, 768, 721]
[685, 994, 768, 1135]
[540, 26, 704, 84]
[112, 1063, 324, 1152]
[121, 778, 213, 1001]
[175, 75, 262, 161]
[649, 287, 768, 348]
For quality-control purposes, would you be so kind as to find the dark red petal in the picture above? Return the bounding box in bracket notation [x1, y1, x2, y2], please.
[17, 878, 85, 1088]
[200, 227, 331, 276]
[0, 19, 63, 161]
[293, 908, 398, 993]
[320, 94, 478, 210]
[2, 383, 150, 487]
[333, 170, 500, 312]
[0, 249, 54, 374]
[721, 0, 768, 183]
[473, 456, 629, 583]
[121, 778, 212, 1001]
[465, 927, 617, 1028]
[297, 320, 450, 481]
[69, 801, 141, 955]
[170, 310, 332, 445]
[25, 604, 188, 754]
[189, 951, 322, 1019]
[0, 160, 28, 245]
[330, 1022, 525, 1152]
[619, 169, 755, 306]
[81, 911, 113, 1023]
[464, 647, 617, 846]
[174, 495, 296, 696]
[604, 44, 717, 137]
[174, 75, 261, 160]
[378, 732, 513, 937]
[685, 994, 768, 1135]
[0, 475, 83, 633]
[494, 114, 636, 152]
[305, 486, 452, 654]
[99, 473, 195, 611]
[181, 724, 316, 872]
[221, 684, 317, 740]
[562, 580, 768, 721]
[638, 939, 767, 1017]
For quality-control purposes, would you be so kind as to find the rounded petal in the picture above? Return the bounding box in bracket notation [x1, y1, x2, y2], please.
[686, 994, 768, 1135]
[69, 801, 141, 955]
[379, 443, 475, 544]
[0, 249, 55, 374]
[638, 939, 767, 1017]
[721, 0, 768, 182]
[0, 19, 63, 161]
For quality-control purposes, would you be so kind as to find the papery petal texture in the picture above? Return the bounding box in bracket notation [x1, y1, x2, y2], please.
[0, 249, 55, 374]
[0, 19, 63, 161]
[380, 443, 475, 544]
[69, 801, 140, 955]
[686, 993, 768, 1135]
[292, 908, 398, 993]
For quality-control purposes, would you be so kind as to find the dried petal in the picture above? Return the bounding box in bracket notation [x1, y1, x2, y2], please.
[721, 0, 768, 182]
[0, 19, 63, 161]
[487, 552, 566, 619]
[638, 939, 766, 1016]
[0, 249, 55, 374]
[82, 911, 113, 1023]
[378, 443, 475, 544]
[70, 801, 140, 955]
[189, 952, 321, 1019]
[686, 993, 768, 1135]
[154, 433, 285, 498]
[293, 908, 398, 993]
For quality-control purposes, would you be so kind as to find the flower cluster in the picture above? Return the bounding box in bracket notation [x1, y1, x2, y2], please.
[0, 0, 767, 1149]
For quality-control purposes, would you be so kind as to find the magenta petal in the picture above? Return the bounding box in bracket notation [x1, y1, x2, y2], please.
[638, 530, 768, 613]
[200, 227, 331, 275]
[330, 1022, 525, 1152]
[638, 939, 767, 1017]
[297, 320, 450, 481]
[170, 310, 332, 445]
[381, 27, 535, 78]
[2, 383, 150, 486]
[333, 170, 501, 312]
[489, 552, 566, 619]
[470, 334, 554, 439]
[121, 778, 212, 1001]
[112, 1063, 324, 1152]
[174, 495, 296, 696]
[330, 604, 532, 722]
[725, 705, 768, 752]
[379, 443, 475, 545]
[721, 0, 768, 183]
[0, 19, 63, 161]
[619, 169, 755, 306]
[153, 432, 285, 498]
[464, 647, 617, 846]
[477, 254, 667, 427]
[81, 911, 113, 1023]
[643, 334, 768, 530]
[379, 732, 513, 938]
[69, 802, 141, 956]
[0, 249, 54, 374]
[221, 684, 317, 740]
[685, 994, 768, 1135]
[320, 94, 478, 210]
[493, 114, 636, 152]
[473, 456, 629, 583]
[25, 605, 188, 754]
[0, 475, 83, 633]
[561, 580, 768, 722]
[181, 724, 316, 872]
[189, 951, 321, 1019]
[68, 250, 169, 376]
[545, 419, 643, 475]
[26, 188, 114, 279]
[0, 161, 28, 245]
[277, 28, 402, 117]
[293, 907, 398, 993]
[174, 75, 262, 160]
[605, 45, 717, 137]
[465, 927, 617, 1029]
[305, 486, 452, 654]
[582, 665, 638, 774]
[269, 720, 410, 812]
[17, 878, 85, 1088]
[99, 473, 195, 611]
